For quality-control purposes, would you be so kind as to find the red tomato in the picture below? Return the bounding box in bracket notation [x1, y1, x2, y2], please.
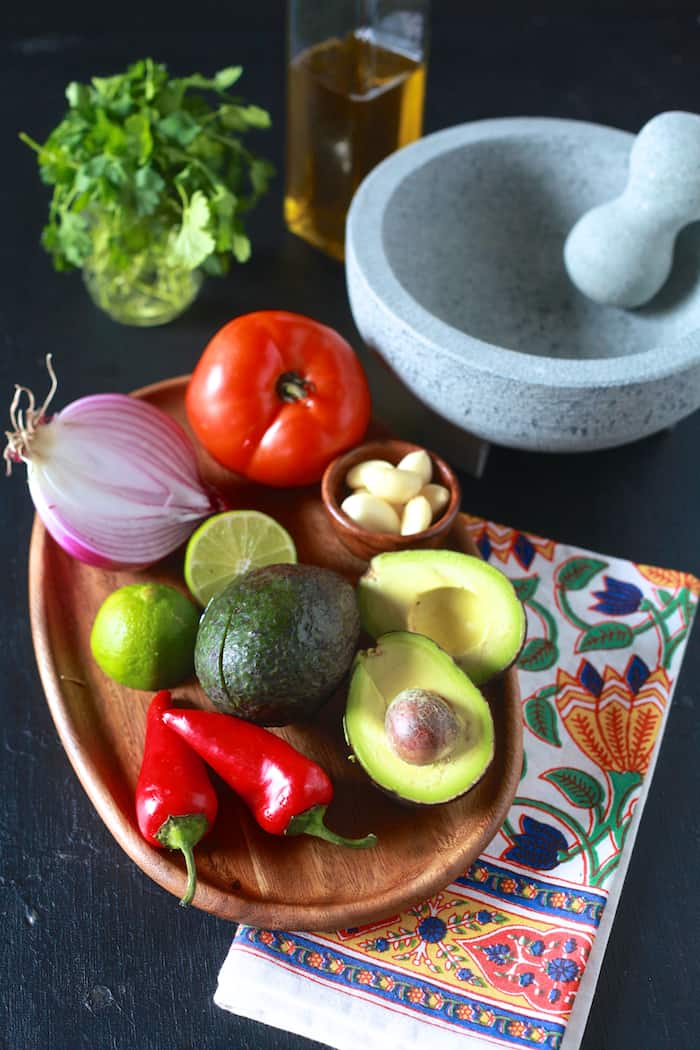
[185, 311, 372, 487]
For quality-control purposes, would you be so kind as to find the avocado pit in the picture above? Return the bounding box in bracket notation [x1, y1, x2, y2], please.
[384, 688, 461, 765]
[344, 631, 495, 804]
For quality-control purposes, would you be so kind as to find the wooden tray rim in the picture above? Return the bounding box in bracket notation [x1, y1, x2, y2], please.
[28, 374, 524, 930]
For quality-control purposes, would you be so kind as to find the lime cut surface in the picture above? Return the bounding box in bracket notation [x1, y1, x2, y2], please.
[184, 510, 297, 606]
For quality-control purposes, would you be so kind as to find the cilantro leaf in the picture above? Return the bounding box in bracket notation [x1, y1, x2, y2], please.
[55, 212, 92, 267]
[125, 112, 153, 164]
[21, 57, 274, 278]
[232, 231, 251, 263]
[219, 104, 271, 132]
[238, 104, 271, 128]
[82, 154, 128, 187]
[215, 66, 243, 89]
[157, 110, 202, 147]
[180, 66, 243, 92]
[172, 190, 216, 269]
[249, 157, 275, 196]
[201, 253, 230, 276]
[92, 108, 126, 151]
[65, 82, 90, 111]
[134, 164, 165, 216]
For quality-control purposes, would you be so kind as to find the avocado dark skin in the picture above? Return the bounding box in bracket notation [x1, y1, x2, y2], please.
[195, 564, 360, 726]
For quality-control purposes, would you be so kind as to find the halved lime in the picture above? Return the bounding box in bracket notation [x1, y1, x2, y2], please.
[184, 510, 297, 606]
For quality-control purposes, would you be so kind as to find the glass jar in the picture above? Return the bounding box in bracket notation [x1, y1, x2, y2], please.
[81, 211, 203, 327]
[285, 0, 430, 260]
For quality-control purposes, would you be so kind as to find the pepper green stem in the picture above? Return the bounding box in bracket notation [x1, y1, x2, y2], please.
[286, 804, 377, 849]
[155, 813, 209, 907]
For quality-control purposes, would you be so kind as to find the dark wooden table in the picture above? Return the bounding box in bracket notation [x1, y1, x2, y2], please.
[2, 10, 698, 1050]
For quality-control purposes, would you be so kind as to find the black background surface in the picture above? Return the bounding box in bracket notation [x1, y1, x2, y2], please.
[1, 9, 698, 1050]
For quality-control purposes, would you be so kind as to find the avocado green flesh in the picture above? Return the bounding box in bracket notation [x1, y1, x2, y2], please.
[194, 564, 360, 725]
[357, 550, 526, 685]
[345, 632, 495, 804]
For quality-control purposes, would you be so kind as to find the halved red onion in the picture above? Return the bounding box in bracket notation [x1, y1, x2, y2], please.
[11, 388, 217, 569]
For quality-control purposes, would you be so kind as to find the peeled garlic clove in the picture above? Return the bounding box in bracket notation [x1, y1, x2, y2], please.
[363, 464, 423, 504]
[401, 495, 433, 536]
[348, 486, 404, 518]
[341, 492, 401, 534]
[345, 459, 393, 490]
[421, 483, 450, 516]
[397, 449, 432, 486]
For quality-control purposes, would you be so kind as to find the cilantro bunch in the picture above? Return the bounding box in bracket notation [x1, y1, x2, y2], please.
[21, 58, 274, 278]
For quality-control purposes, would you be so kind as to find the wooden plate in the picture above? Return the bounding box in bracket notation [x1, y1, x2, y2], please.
[29, 376, 523, 931]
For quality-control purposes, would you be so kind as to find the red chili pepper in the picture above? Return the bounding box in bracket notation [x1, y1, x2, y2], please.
[136, 691, 218, 906]
[162, 709, 376, 848]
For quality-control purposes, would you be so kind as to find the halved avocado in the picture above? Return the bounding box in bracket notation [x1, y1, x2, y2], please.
[357, 550, 526, 685]
[344, 632, 495, 804]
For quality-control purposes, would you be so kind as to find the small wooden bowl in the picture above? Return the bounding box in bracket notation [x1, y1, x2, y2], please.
[321, 438, 461, 561]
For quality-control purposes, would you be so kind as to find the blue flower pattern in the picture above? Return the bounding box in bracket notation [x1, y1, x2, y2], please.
[503, 816, 568, 871]
[472, 933, 583, 1009]
[578, 659, 604, 697]
[483, 943, 511, 965]
[546, 957, 580, 983]
[417, 916, 447, 943]
[513, 533, 536, 570]
[626, 654, 651, 694]
[591, 575, 643, 615]
[477, 533, 492, 561]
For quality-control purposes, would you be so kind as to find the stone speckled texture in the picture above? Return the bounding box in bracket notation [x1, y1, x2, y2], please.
[346, 117, 700, 452]
[565, 111, 700, 308]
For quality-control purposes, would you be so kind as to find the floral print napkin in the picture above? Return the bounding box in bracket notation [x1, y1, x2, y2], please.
[215, 515, 698, 1050]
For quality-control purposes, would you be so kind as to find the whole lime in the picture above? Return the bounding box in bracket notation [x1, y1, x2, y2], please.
[90, 583, 200, 690]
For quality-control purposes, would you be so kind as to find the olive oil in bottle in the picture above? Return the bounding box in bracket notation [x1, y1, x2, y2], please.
[285, 30, 426, 260]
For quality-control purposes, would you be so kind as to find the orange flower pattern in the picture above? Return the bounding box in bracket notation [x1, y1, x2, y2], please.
[637, 563, 700, 597]
[463, 515, 557, 569]
[556, 659, 669, 775]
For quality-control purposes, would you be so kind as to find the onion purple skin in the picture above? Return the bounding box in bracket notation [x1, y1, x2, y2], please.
[57, 392, 197, 453]
[36, 506, 125, 569]
[31, 487, 180, 570]
[27, 393, 219, 571]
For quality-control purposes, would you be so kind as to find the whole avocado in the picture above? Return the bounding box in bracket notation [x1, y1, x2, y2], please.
[194, 563, 360, 725]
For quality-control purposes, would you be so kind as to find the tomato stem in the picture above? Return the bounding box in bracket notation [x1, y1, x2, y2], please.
[277, 371, 312, 403]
